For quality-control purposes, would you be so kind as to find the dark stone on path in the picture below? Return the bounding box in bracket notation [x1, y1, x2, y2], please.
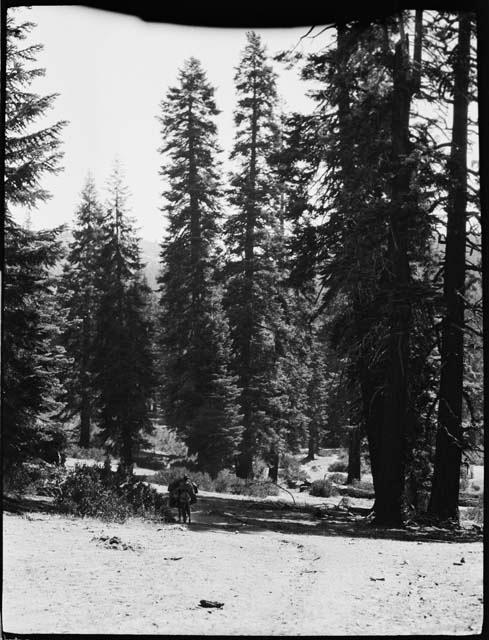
[199, 600, 224, 608]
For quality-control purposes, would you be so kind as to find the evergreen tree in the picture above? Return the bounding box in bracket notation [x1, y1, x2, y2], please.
[58, 175, 105, 447]
[429, 12, 473, 520]
[280, 13, 442, 523]
[224, 31, 289, 478]
[157, 58, 243, 477]
[92, 164, 156, 471]
[4, 10, 67, 474]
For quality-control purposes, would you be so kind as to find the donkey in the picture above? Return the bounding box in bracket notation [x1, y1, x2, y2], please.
[177, 489, 192, 524]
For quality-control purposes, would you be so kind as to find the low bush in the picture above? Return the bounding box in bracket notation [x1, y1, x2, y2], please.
[464, 494, 484, 525]
[33, 464, 68, 497]
[228, 479, 280, 498]
[152, 466, 194, 486]
[4, 462, 67, 497]
[55, 465, 172, 522]
[360, 457, 371, 474]
[328, 459, 348, 473]
[213, 469, 235, 493]
[4, 464, 38, 496]
[65, 445, 106, 462]
[151, 465, 281, 498]
[252, 458, 270, 480]
[280, 454, 308, 486]
[310, 478, 336, 497]
[152, 466, 216, 491]
[328, 472, 346, 485]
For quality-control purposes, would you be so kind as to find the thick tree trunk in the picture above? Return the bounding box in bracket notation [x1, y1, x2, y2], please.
[374, 20, 418, 526]
[346, 427, 361, 484]
[429, 13, 471, 520]
[308, 425, 316, 460]
[477, 0, 489, 481]
[237, 73, 259, 479]
[235, 451, 253, 479]
[268, 449, 279, 482]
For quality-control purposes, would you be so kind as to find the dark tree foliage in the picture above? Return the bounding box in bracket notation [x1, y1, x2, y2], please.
[92, 165, 157, 471]
[58, 175, 105, 447]
[3, 226, 67, 470]
[4, 11, 67, 473]
[279, 13, 447, 523]
[4, 12, 66, 212]
[157, 58, 243, 476]
[224, 31, 292, 478]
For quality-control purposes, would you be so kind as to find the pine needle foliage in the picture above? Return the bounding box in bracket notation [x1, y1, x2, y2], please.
[157, 59, 243, 476]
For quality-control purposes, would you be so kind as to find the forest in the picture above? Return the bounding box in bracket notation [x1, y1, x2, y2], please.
[4, 7, 483, 531]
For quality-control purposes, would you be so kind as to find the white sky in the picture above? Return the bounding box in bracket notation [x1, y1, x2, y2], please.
[12, 5, 324, 241]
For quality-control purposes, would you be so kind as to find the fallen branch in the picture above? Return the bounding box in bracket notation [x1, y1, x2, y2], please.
[273, 482, 297, 505]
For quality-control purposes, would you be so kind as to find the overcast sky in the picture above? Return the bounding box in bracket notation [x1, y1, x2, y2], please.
[12, 5, 324, 241]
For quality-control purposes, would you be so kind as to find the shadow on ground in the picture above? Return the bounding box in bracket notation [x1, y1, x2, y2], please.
[183, 494, 482, 544]
[3, 492, 482, 545]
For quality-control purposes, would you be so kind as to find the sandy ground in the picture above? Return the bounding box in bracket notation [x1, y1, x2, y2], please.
[3, 495, 483, 636]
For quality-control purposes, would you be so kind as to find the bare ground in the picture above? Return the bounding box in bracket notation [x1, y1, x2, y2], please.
[2, 493, 483, 636]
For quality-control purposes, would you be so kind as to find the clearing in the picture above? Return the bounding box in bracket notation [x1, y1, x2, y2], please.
[3, 489, 483, 636]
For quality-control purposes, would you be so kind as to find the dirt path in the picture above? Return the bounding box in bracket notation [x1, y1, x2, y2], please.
[3, 496, 483, 635]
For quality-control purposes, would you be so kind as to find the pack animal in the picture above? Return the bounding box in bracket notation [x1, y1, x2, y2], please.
[168, 476, 197, 524]
[177, 488, 192, 524]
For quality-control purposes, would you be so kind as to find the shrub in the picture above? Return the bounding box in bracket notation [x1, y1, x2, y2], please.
[55, 465, 172, 522]
[152, 466, 280, 497]
[214, 469, 235, 493]
[464, 494, 484, 525]
[280, 454, 308, 485]
[151, 466, 215, 491]
[66, 444, 106, 462]
[153, 466, 194, 486]
[360, 457, 371, 474]
[329, 472, 346, 485]
[229, 479, 280, 498]
[310, 478, 336, 497]
[147, 425, 187, 457]
[4, 464, 37, 496]
[328, 459, 348, 473]
[33, 464, 68, 497]
[252, 458, 270, 480]
[4, 462, 67, 497]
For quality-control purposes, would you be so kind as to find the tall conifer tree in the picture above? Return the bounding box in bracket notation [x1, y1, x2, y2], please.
[429, 12, 473, 519]
[59, 175, 104, 447]
[4, 10, 67, 474]
[158, 58, 243, 476]
[92, 164, 156, 471]
[224, 31, 287, 478]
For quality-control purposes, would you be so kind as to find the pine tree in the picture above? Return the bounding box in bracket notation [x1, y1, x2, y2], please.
[157, 58, 243, 476]
[429, 12, 473, 520]
[280, 13, 445, 523]
[58, 175, 105, 447]
[224, 31, 288, 478]
[4, 10, 67, 474]
[92, 164, 156, 471]
[4, 11, 66, 213]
